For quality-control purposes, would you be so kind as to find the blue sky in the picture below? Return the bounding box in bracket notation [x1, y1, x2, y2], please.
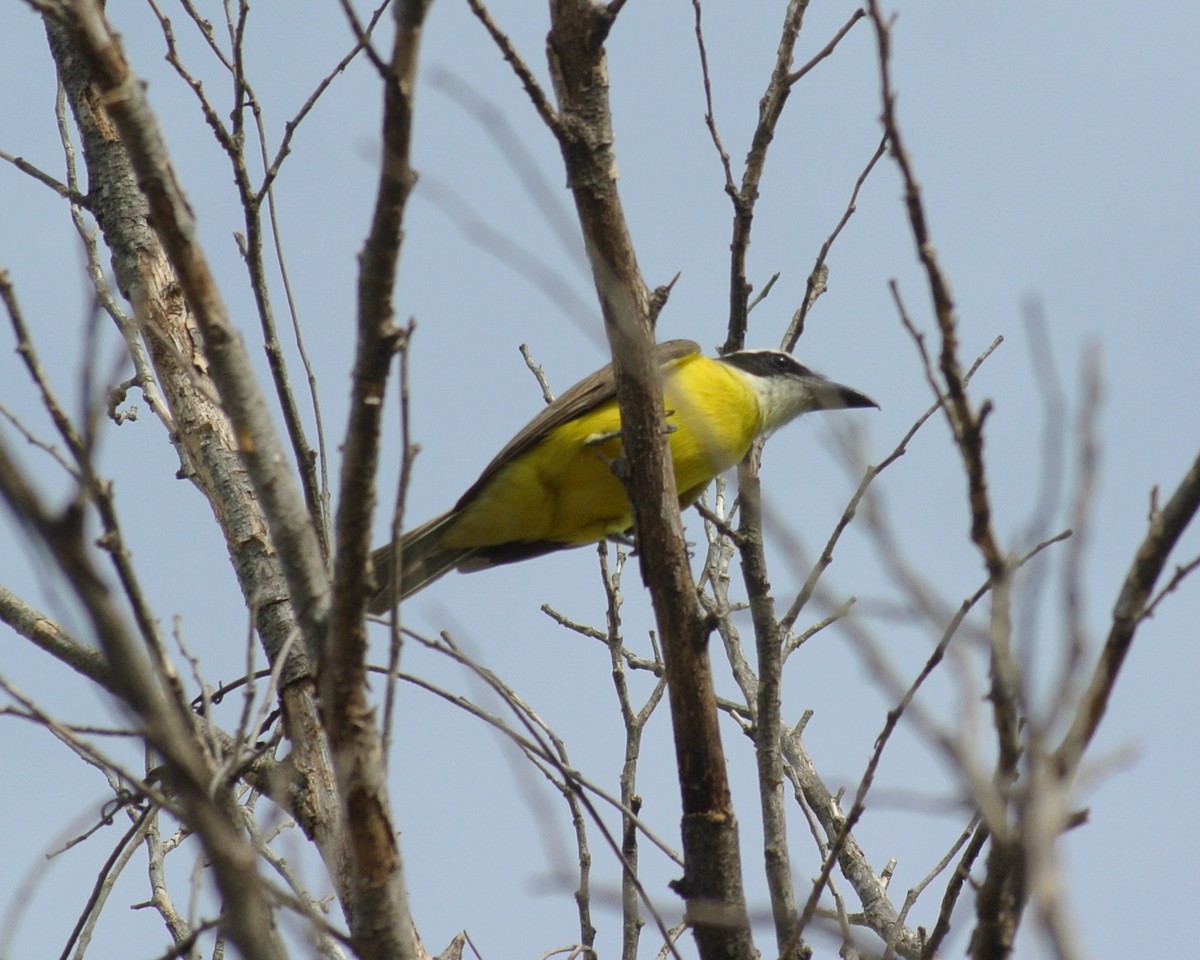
[1, 2, 1197, 958]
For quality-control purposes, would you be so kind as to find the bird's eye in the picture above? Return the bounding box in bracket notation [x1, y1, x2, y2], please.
[773, 354, 789, 370]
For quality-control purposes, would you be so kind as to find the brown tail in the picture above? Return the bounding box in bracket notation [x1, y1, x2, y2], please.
[367, 511, 475, 613]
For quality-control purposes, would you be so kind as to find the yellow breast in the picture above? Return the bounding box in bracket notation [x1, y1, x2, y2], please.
[443, 353, 763, 549]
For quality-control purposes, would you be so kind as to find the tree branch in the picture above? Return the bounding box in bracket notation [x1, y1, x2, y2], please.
[735, 459, 802, 957]
[722, 0, 811, 352]
[546, 2, 753, 956]
[0, 439, 286, 960]
[1053, 449, 1200, 776]
[41, 0, 348, 910]
[321, 1, 432, 957]
[53, 0, 331, 667]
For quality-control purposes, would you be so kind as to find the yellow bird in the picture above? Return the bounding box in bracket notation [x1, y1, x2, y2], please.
[368, 339, 875, 611]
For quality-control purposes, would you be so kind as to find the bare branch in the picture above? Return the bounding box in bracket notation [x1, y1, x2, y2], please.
[58, 807, 153, 960]
[868, 2, 1006, 581]
[867, 13, 1030, 952]
[0, 583, 115, 692]
[782, 135, 887, 352]
[320, 1, 433, 955]
[146, 0, 332, 561]
[41, 0, 348, 911]
[1052, 448, 1200, 776]
[465, 0, 563, 139]
[734, 459, 801, 956]
[0, 438, 285, 960]
[782, 334, 1004, 634]
[920, 821, 989, 960]
[780, 728, 925, 958]
[0, 147, 89, 204]
[546, 4, 752, 954]
[787, 7, 866, 85]
[722, 0, 812, 352]
[261, 0, 392, 197]
[689, 0, 736, 197]
[1140, 552, 1200, 621]
[335, 0, 392, 78]
[51, 0, 330, 667]
[382, 321, 419, 758]
[883, 816, 978, 960]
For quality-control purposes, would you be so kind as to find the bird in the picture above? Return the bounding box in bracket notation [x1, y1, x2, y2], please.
[368, 338, 876, 612]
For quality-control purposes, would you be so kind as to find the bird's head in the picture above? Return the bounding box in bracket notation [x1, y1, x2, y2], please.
[719, 349, 878, 434]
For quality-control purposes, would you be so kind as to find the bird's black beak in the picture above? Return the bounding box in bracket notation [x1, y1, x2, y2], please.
[812, 377, 879, 411]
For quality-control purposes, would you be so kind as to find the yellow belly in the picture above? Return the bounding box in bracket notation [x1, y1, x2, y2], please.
[442, 353, 762, 550]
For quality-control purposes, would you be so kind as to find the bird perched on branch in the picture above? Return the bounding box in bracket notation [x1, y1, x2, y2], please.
[368, 338, 876, 612]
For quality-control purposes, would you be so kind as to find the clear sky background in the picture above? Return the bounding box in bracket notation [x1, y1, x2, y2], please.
[1, 2, 1197, 958]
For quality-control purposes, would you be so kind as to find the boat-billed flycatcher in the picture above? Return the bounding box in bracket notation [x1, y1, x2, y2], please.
[368, 338, 876, 611]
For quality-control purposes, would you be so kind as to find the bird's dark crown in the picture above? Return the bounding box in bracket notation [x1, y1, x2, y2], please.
[719, 349, 816, 381]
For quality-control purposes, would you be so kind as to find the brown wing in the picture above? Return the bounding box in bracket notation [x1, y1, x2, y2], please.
[454, 338, 700, 511]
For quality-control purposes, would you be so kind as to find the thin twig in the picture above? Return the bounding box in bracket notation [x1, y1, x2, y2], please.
[384, 633, 684, 959]
[787, 7, 866, 85]
[149, 1, 331, 561]
[781, 334, 1004, 633]
[519, 343, 557, 405]
[0, 149, 89, 205]
[689, 0, 736, 196]
[464, 0, 563, 139]
[919, 819, 989, 960]
[335, 0, 391, 77]
[722, 0, 812, 352]
[1052, 447, 1200, 776]
[1140, 553, 1200, 622]
[57, 808, 153, 960]
[260, 0, 391, 197]
[382, 321, 419, 759]
[782, 135, 887, 351]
